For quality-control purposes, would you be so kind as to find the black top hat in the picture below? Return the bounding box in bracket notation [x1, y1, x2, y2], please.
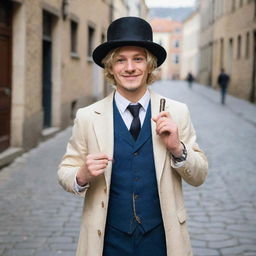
[92, 17, 167, 68]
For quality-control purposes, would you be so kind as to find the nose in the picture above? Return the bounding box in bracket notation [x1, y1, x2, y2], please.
[125, 59, 135, 72]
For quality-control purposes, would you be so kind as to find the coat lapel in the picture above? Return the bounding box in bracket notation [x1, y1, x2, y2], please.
[92, 92, 114, 188]
[150, 90, 168, 185]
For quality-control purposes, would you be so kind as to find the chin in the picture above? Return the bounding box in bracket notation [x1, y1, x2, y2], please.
[124, 83, 141, 91]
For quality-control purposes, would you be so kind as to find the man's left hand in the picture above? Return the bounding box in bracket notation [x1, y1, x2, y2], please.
[152, 111, 183, 157]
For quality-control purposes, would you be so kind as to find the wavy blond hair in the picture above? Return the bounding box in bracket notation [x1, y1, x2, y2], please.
[101, 47, 158, 86]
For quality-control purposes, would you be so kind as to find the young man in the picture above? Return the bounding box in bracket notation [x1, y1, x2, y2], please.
[58, 17, 208, 256]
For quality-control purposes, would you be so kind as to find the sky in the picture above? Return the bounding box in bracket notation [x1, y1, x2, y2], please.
[145, 0, 196, 8]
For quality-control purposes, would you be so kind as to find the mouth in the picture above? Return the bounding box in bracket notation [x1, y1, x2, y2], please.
[122, 75, 140, 80]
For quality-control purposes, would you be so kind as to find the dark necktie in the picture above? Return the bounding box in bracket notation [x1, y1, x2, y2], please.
[127, 104, 141, 140]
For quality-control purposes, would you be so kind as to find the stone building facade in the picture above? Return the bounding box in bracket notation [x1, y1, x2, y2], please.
[169, 20, 183, 80]
[181, 10, 200, 80]
[199, 0, 256, 102]
[0, 0, 147, 166]
[112, 0, 129, 20]
[150, 18, 183, 80]
[128, 0, 148, 18]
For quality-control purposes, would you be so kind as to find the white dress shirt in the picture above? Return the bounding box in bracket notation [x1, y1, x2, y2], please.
[114, 90, 150, 129]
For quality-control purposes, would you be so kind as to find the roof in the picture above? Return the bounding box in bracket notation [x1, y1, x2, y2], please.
[150, 18, 182, 32]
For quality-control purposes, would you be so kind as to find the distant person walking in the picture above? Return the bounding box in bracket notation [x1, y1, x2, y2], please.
[186, 72, 194, 88]
[217, 68, 230, 105]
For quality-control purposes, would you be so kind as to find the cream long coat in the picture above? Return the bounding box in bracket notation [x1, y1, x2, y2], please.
[58, 90, 208, 256]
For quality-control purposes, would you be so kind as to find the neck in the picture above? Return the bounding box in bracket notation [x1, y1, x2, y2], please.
[116, 87, 147, 103]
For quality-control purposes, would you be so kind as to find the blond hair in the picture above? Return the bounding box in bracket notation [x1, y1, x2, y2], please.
[101, 47, 158, 86]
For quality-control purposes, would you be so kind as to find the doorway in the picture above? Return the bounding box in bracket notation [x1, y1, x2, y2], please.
[0, 1, 12, 153]
[42, 12, 52, 128]
[250, 31, 256, 103]
[227, 38, 233, 75]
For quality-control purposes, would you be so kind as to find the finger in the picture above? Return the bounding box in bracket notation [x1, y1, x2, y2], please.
[93, 159, 109, 165]
[89, 153, 110, 160]
[86, 157, 110, 170]
[90, 164, 108, 171]
[155, 118, 172, 133]
[158, 111, 170, 118]
[158, 126, 171, 136]
[152, 115, 160, 122]
[89, 163, 108, 173]
[90, 168, 106, 177]
[156, 116, 169, 126]
[156, 121, 170, 133]
[152, 115, 166, 124]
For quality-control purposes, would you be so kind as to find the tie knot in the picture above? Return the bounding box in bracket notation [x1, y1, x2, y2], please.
[127, 104, 141, 118]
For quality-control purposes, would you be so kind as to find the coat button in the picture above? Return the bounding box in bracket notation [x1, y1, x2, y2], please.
[104, 187, 107, 194]
[133, 152, 139, 156]
[185, 169, 191, 175]
[101, 201, 104, 208]
[97, 230, 102, 237]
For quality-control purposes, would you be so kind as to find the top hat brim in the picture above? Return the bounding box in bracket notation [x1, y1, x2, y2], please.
[92, 40, 167, 68]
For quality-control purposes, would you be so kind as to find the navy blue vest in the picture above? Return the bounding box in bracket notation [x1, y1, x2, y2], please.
[106, 101, 163, 234]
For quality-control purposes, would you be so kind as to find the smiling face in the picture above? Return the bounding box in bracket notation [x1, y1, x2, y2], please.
[110, 46, 150, 101]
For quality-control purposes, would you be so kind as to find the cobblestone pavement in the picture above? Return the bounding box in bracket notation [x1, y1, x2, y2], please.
[0, 80, 255, 256]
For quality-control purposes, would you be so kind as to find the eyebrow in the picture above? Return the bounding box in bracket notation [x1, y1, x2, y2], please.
[115, 53, 146, 58]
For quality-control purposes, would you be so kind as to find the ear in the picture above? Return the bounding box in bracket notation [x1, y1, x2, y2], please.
[109, 67, 114, 75]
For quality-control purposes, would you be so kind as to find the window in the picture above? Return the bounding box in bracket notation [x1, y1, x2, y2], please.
[237, 35, 241, 59]
[71, 20, 78, 54]
[173, 54, 179, 64]
[220, 38, 224, 68]
[174, 40, 180, 48]
[43, 12, 52, 39]
[175, 28, 181, 34]
[232, 0, 236, 11]
[101, 33, 105, 43]
[245, 32, 250, 58]
[88, 26, 95, 57]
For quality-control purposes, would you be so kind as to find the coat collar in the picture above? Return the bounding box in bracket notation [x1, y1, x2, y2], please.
[91, 89, 168, 187]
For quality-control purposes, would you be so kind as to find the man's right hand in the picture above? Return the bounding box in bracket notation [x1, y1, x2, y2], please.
[76, 153, 112, 186]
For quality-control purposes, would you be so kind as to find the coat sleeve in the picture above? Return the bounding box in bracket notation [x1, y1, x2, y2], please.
[172, 104, 208, 187]
[57, 109, 88, 197]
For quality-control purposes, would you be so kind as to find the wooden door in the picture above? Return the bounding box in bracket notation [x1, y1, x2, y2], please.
[0, 1, 12, 153]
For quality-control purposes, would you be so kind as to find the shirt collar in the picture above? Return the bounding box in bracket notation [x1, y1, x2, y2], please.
[114, 90, 150, 113]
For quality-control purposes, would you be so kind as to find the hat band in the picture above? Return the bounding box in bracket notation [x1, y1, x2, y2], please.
[108, 35, 153, 42]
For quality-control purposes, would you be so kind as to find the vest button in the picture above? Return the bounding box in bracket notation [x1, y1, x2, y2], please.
[101, 201, 104, 208]
[97, 230, 102, 237]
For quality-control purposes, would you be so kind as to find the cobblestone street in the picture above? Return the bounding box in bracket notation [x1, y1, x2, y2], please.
[0, 80, 255, 256]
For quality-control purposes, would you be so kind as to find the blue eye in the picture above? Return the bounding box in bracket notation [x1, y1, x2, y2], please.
[116, 58, 125, 63]
[134, 57, 145, 62]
